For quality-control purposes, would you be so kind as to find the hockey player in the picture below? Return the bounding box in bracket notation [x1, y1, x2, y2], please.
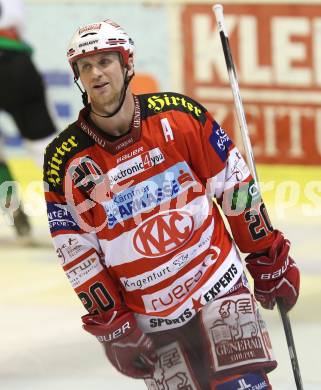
[0, 0, 56, 237]
[43, 20, 300, 389]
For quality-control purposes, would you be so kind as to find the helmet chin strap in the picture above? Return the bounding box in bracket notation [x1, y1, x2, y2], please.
[74, 78, 89, 106]
[74, 69, 133, 118]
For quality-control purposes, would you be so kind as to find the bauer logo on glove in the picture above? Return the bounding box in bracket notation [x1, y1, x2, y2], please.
[82, 309, 157, 379]
[245, 230, 300, 312]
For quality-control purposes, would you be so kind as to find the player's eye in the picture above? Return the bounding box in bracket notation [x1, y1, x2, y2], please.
[81, 63, 91, 72]
[99, 58, 111, 66]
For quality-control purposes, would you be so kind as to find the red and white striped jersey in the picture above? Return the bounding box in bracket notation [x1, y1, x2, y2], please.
[43, 92, 276, 333]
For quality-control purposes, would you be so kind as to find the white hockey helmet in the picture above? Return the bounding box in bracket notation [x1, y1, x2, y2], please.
[67, 19, 134, 79]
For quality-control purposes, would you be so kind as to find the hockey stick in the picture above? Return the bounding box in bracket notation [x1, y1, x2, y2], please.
[213, 4, 303, 390]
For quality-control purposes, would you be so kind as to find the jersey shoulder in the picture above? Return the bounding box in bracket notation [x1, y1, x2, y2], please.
[44, 121, 94, 192]
[138, 91, 207, 125]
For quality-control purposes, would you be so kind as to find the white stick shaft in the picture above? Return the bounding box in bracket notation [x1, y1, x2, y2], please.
[212, 5, 303, 390]
[213, 4, 228, 36]
[213, 4, 259, 186]
[228, 70, 259, 185]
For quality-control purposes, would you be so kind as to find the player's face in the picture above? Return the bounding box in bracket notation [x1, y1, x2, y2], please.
[77, 52, 125, 111]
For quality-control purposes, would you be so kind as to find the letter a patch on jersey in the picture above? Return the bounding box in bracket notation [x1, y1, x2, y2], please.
[161, 118, 174, 142]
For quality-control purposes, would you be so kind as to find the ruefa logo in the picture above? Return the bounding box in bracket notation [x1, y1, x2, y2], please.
[142, 251, 216, 312]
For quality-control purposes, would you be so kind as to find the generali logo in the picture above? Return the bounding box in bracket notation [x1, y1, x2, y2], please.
[133, 210, 195, 258]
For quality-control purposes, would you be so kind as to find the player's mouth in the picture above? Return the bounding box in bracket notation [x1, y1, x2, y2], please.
[93, 82, 109, 90]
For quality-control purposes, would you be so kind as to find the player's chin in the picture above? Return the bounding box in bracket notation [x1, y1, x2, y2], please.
[103, 94, 119, 108]
[91, 88, 109, 100]
[90, 93, 110, 107]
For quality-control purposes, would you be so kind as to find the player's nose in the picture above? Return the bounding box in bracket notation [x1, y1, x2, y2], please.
[91, 65, 104, 79]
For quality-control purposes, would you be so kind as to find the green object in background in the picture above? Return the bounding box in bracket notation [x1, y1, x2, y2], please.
[0, 161, 15, 182]
[0, 161, 16, 201]
[0, 37, 33, 53]
[0, 161, 31, 236]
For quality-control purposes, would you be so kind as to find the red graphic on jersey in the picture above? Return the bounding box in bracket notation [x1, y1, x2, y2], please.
[141, 151, 153, 168]
[133, 211, 195, 257]
[177, 169, 194, 187]
[192, 296, 204, 313]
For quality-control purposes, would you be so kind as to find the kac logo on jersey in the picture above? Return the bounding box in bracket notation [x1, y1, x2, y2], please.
[209, 122, 232, 162]
[133, 210, 194, 257]
[47, 202, 80, 233]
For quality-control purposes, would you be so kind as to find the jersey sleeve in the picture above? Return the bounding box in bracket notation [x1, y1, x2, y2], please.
[43, 146, 123, 315]
[186, 108, 277, 253]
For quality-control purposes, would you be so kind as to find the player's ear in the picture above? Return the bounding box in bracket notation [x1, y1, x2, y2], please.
[127, 56, 134, 77]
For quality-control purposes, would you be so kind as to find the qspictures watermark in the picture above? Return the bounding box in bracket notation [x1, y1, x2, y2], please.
[0, 179, 320, 230]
